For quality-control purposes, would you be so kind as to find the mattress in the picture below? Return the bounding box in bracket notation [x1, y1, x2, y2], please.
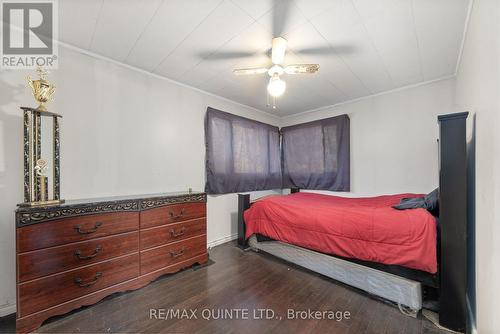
[244, 192, 437, 273]
[248, 235, 422, 311]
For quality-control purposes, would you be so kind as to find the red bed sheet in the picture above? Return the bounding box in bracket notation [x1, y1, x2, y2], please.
[244, 192, 437, 273]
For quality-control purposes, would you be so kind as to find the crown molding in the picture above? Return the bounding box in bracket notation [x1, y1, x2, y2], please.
[57, 42, 459, 122]
[54, 41, 280, 121]
[280, 75, 456, 120]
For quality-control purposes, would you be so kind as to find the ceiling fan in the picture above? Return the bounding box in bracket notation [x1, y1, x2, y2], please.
[233, 36, 319, 108]
[197, 0, 355, 110]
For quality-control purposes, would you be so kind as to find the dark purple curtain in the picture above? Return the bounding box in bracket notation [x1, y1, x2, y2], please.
[205, 107, 282, 194]
[282, 115, 350, 191]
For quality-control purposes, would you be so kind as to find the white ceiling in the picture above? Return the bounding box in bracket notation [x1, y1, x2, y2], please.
[59, 0, 470, 116]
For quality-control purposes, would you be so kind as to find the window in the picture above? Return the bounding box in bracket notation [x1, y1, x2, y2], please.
[281, 115, 350, 191]
[205, 107, 282, 194]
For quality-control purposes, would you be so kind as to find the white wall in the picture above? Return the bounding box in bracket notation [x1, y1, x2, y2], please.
[454, 0, 500, 332]
[0, 45, 280, 316]
[280, 78, 456, 196]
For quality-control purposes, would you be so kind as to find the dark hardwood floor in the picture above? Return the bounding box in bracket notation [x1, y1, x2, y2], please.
[3, 241, 446, 333]
[0, 313, 15, 334]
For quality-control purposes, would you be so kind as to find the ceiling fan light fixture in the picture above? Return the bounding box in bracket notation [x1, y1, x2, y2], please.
[268, 65, 284, 76]
[267, 75, 286, 97]
[231, 35, 321, 108]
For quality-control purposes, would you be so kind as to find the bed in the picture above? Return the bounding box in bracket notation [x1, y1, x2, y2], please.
[244, 192, 437, 274]
[238, 190, 438, 314]
[236, 112, 468, 332]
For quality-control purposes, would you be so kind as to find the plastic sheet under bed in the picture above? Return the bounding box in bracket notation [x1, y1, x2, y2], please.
[248, 235, 422, 310]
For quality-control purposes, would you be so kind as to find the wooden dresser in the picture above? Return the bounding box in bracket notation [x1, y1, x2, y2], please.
[15, 192, 208, 333]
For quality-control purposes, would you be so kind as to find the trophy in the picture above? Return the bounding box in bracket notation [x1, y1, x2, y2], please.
[27, 67, 56, 112]
[19, 68, 63, 207]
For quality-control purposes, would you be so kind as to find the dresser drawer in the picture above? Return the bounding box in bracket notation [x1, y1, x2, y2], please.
[140, 218, 206, 250]
[140, 235, 206, 274]
[18, 253, 139, 317]
[17, 212, 139, 252]
[18, 232, 139, 283]
[140, 202, 205, 229]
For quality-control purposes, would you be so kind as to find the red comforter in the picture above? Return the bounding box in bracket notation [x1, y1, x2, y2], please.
[244, 192, 437, 273]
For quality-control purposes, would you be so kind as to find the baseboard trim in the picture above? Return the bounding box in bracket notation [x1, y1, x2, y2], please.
[207, 233, 238, 248]
[0, 303, 16, 317]
[466, 296, 476, 334]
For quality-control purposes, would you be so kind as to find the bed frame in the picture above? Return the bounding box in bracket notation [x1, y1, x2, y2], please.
[236, 112, 469, 332]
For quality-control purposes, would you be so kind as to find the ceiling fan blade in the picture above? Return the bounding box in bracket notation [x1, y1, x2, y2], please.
[272, 0, 292, 37]
[295, 45, 357, 56]
[233, 67, 269, 76]
[271, 37, 287, 65]
[197, 50, 258, 61]
[284, 64, 320, 74]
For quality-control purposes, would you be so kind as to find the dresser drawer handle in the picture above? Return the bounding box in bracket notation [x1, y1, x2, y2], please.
[170, 227, 186, 238]
[74, 222, 103, 235]
[74, 272, 102, 288]
[169, 208, 186, 220]
[74, 245, 102, 260]
[169, 247, 186, 258]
